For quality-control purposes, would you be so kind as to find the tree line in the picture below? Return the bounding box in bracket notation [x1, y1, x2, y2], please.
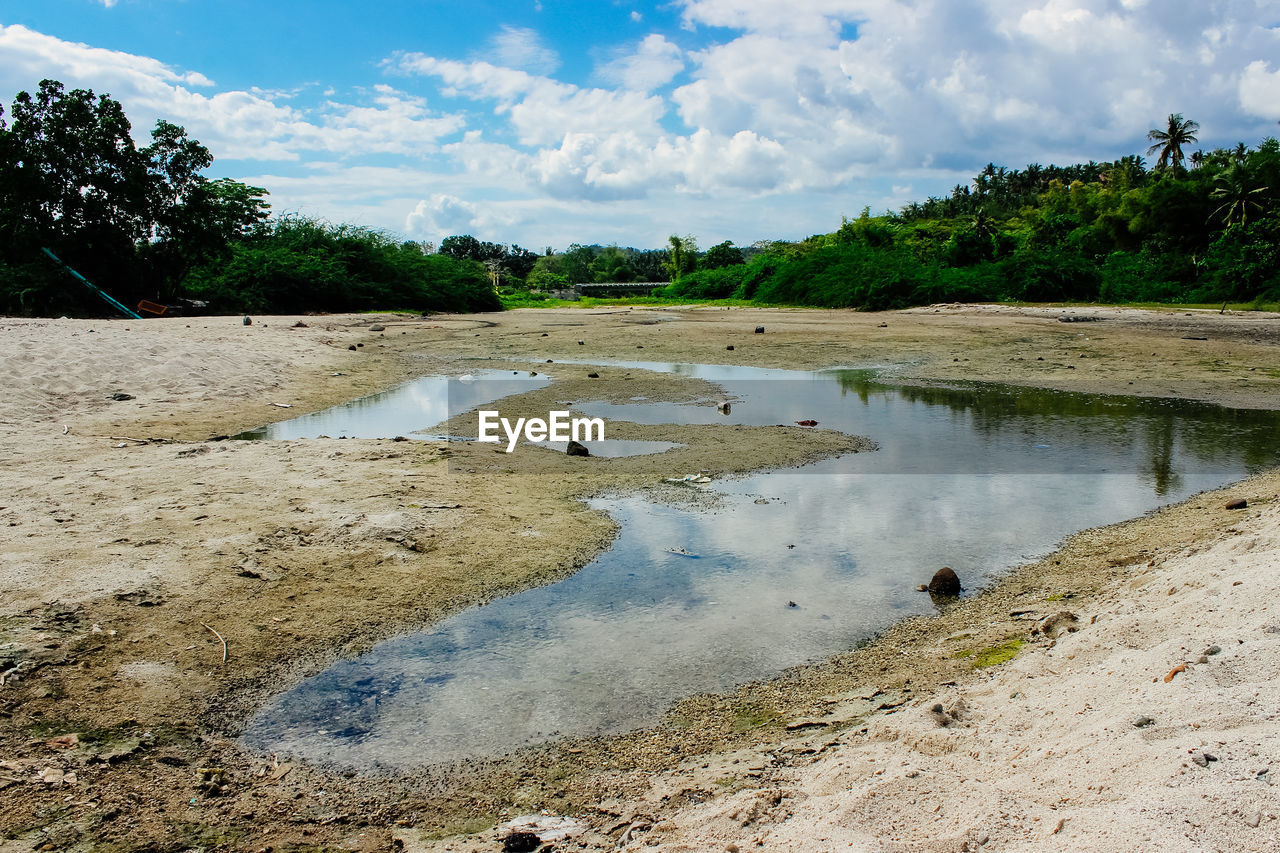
[0, 80, 498, 316]
[2, 81, 1275, 317]
[660, 114, 1279, 308]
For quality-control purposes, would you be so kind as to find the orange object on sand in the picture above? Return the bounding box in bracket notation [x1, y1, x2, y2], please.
[1163, 664, 1187, 682]
[137, 299, 167, 315]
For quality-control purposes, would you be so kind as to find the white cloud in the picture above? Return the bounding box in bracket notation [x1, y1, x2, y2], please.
[405, 193, 483, 240]
[393, 53, 668, 146]
[597, 34, 685, 91]
[483, 25, 560, 75]
[0, 25, 464, 161]
[98, 0, 119, 7]
[1239, 61, 1280, 120]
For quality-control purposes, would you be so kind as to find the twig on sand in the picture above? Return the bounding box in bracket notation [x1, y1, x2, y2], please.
[109, 435, 150, 444]
[201, 622, 228, 662]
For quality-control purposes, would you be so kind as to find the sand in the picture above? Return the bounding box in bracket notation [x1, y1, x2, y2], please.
[1, 304, 1278, 851]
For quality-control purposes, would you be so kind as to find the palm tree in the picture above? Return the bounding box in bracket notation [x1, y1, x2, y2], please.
[1146, 113, 1200, 172]
[1210, 166, 1267, 227]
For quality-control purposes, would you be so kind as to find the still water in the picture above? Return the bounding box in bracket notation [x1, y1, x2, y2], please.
[241, 363, 1280, 769]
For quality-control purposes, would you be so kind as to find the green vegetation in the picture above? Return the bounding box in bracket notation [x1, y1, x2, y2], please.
[3, 83, 1275, 317]
[0, 80, 497, 316]
[954, 639, 1025, 669]
[659, 122, 1280, 310]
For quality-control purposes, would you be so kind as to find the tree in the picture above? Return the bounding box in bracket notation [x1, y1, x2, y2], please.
[701, 240, 745, 270]
[1210, 166, 1268, 227]
[664, 234, 698, 282]
[0, 79, 268, 313]
[590, 245, 635, 282]
[1146, 113, 1200, 172]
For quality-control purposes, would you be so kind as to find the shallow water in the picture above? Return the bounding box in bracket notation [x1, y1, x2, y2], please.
[234, 369, 549, 440]
[241, 364, 1280, 769]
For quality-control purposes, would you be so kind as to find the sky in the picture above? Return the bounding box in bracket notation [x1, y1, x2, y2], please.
[1, 1, 1278, 251]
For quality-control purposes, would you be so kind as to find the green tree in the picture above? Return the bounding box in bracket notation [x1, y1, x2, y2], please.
[1146, 113, 1200, 172]
[664, 234, 698, 282]
[701, 240, 745, 270]
[1209, 166, 1267, 227]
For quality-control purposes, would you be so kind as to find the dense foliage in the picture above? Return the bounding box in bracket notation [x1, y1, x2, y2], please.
[1, 80, 497, 316]
[4, 81, 1275, 317]
[659, 127, 1280, 309]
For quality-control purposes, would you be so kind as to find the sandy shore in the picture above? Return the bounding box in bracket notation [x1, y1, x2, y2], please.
[1, 304, 1278, 851]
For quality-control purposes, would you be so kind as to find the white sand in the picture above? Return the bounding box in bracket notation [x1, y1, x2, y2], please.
[634, 504, 1280, 851]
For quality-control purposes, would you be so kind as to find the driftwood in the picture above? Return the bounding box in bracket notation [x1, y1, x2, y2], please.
[201, 622, 228, 662]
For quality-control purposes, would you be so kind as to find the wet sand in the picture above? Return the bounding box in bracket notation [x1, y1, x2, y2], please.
[1, 304, 1278, 851]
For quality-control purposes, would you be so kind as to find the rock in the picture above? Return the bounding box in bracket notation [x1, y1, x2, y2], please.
[726, 344, 735, 350]
[755, 326, 765, 333]
[242, 316, 252, 325]
[348, 345, 357, 351]
[292, 320, 308, 328]
[565, 440, 590, 457]
[717, 401, 732, 414]
[1035, 611, 1080, 639]
[1225, 498, 1248, 510]
[787, 601, 798, 608]
[1196, 654, 1209, 664]
[393, 436, 408, 442]
[369, 324, 385, 332]
[928, 567, 961, 596]
[587, 372, 599, 378]
[1244, 811, 1261, 828]
[541, 332, 548, 336]
[578, 340, 585, 345]
[1133, 715, 1155, 728]
[502, 832, 541, 853]
[109, 392, 134, 401]
[1205, 645, 1222, 656]
[1191, 753, 1209, 767]
[795, 419, 818, 427]
[916, 584, 928, 592]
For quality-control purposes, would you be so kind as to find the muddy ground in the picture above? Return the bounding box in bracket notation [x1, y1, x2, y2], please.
[1, 304, 1278, 851]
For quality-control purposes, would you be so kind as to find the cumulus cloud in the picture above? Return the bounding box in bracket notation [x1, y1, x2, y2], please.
[405, 193, 482, 240]
[0, 24, 463, 160]
[1239, 61, 1280, 120]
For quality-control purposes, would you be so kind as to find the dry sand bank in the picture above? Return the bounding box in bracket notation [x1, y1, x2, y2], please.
[0, 304, 1278, 852]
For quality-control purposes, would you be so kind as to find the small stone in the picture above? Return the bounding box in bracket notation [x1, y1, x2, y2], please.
[1133, 715, 1155, 728]
[109, 392, 134, 401]
[565, 440, 590, 457]
[369, 325, 385, 332]
[1196, 655, 1209, 664]
[587, 372, 599, 378]
[578, 340, 585, 345]
[1191, 753, 1209, 767]
[787, 601, 797, 608]
[1205, 645, 1222, 656]
[1225, 498, 1248, 510]
[1244, 811, 1261, 828]
[541, 332, 548, 336]
[754, 326, 765, 333]
[928, 567, 961, 596]
[348, 345, 357, 351]
[242, 316, 252, 325]
[726, 345, 735, 350]
[393, 436, 408, 442]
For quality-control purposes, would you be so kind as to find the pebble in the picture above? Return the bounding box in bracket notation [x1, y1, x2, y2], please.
[1133, 715, 1155, 728]
[1205, 645, 1222, 656]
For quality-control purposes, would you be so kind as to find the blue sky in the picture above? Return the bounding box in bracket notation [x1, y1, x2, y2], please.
[2, 1, 1278, 251]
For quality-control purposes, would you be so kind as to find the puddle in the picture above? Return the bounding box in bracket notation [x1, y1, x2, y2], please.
[242, 363, 1280, 769]
[234, 370, 549, 440]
